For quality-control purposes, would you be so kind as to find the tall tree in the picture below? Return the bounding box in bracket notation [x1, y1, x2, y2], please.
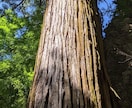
[28, 0, 116, 108]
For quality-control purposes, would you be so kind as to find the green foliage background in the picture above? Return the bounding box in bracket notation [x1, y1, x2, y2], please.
[0, 7, 43, 107]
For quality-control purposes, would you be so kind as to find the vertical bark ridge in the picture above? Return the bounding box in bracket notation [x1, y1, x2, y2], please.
[28, 0, 113, 108]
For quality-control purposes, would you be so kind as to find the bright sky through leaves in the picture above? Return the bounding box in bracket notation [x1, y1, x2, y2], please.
[98, 0, 116, 37]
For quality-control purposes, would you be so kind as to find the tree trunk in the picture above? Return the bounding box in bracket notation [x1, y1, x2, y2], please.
[27, 0, 114, 108]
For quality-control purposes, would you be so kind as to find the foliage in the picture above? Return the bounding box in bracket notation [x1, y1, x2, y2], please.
[0, 0, 46, 17]
[104, 0, 132, 108]
[114, 0, 132, 18]
[0, 8, 43, 108]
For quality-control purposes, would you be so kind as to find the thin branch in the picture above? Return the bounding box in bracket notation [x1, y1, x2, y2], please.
[117, 50, 132, 58]
[12, 0, 25, 10]
[114, 48, 132, 64]
[118, 58, 132, 64]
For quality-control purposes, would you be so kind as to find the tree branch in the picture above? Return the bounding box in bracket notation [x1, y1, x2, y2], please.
[114, 48, 132, 64]
[12, 0, 25, 10]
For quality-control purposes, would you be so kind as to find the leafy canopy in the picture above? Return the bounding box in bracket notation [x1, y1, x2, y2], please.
[0, 7, 43, 108]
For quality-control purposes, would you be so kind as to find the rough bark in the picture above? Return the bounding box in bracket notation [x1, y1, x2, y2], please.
[27, 0, 114, 108]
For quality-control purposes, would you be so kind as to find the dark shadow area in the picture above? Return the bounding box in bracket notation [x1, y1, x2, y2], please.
[104, 16, 132, 108]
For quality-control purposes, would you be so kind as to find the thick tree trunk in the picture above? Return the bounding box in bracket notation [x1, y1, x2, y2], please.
[27, 0, 114, 108]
